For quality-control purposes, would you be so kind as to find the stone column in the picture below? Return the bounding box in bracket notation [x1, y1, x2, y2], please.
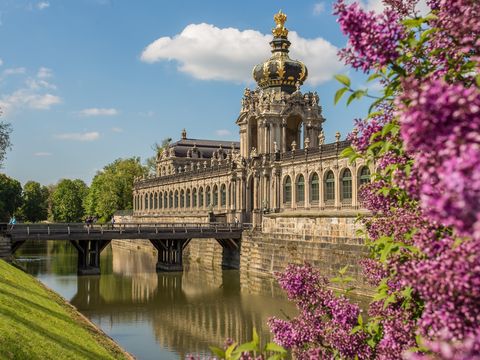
[352, 166, 358, 208]
[281, 118, 287, 153]
[334, 166, 341, 209]
[305, 173, 310, 209]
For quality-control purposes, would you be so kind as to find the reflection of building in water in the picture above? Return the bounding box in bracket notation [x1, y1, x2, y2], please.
[70, 245, 295, 358]
[110, 241, 158, 302]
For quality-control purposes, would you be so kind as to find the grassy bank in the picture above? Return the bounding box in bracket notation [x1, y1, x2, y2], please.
[0, 260, 132, 360]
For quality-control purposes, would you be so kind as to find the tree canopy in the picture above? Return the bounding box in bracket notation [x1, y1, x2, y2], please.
[0, 121, 12, 168]
[84, 157, 146, 221]
[20, 181, 50, 222]
[0, 174, 22, 221]
[50, 179, 88, 222]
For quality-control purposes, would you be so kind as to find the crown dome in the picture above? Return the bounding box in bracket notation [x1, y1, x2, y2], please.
[252, 11, 308, 94]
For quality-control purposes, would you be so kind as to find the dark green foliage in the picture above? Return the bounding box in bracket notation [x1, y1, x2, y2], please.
[0, 121, 12, 167]
[20, 181, 50, 222]
[0, 173, 22, 221]
[84, 157, 146, 221]
[51, 179, 88, 222]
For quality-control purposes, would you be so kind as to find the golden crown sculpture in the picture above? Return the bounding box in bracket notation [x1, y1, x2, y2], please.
[272, 10, 288, 37]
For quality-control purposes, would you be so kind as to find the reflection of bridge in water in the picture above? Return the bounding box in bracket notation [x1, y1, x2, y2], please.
[70, 244, 295, 358]
[2, 222, 245, 275]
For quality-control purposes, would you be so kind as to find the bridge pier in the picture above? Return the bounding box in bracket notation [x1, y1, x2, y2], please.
[70, 240, 111, 275]
[149, 239, 191, 272]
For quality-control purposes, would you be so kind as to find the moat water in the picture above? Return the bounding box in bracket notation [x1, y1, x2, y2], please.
[15, 240, 296, 359]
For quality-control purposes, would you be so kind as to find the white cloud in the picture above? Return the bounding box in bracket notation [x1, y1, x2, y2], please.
[37, 2, 50, 10]
[313, 2, 326, 15]
[55, 132, 100, 141]
[215, 129, 232, 137]
[3, 67, 26, 76]
[0, 67, 61, 114]
[140, 23, 342, 86]
[27, 93, 61, 109]
[37, 67, 52, 78]
[0, 90, 60, 112]
[0, 59, 3, 66]
[112, 127, 123, 133]
[79, 108, 118, 116]
[34, 152, 52, 156]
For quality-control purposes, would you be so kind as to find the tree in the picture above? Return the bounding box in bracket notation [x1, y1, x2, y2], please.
[0, 120, 12, 168]
[84, 157, 146, 221]
[144, 138, 171, 175]
[20, 181, 50, 222]
[51, 179, 88, 222]
[0, 174, 22, 221]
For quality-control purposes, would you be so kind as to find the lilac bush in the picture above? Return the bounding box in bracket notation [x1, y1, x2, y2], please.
[268, 0, 480, 358]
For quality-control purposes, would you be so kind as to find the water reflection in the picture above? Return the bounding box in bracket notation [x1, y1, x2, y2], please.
[15, 241, 296, 359]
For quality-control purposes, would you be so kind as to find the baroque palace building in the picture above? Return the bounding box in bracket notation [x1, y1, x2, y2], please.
[132, 11, 371, 226]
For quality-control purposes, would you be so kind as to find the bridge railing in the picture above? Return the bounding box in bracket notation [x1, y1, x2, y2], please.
[3, 222, 252, 237]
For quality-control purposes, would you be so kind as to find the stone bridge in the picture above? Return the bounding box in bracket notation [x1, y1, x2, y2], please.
[0, 222, 248, 275]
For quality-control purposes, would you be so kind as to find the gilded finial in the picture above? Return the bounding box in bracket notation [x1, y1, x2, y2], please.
[273, 10, 288, 37]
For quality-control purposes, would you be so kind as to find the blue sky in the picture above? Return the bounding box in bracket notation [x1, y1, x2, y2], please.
[0, 0, 382, 185]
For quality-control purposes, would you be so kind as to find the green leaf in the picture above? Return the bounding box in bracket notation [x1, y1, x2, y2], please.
[225, 343, 237, 359]
[358, 313, 364, 326]
[367, 73, 382, 82]
[252, 327, 259, 348]
[209, 346, 226, 359]
[346, 90, 367, 106]
[339, 265, 349, 275]
[334, 74, 351, 87]
[340, 146, 354, 159]
[232, 341, 257, 358]
[265, 342, 287, 353]
[476, 74, 480, 88]
[334, 87, 349, 105]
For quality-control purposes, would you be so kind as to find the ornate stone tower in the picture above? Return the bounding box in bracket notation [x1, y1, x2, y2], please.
[236, 10, 325, 158]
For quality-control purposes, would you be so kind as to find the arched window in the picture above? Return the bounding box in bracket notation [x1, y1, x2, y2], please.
[192, 188, 197, 208]
[359, 166, 371, 186]
[284, 176, 292, 204]
[324, 171, 335, 202]
[159, 192, 163, 209]
[149, 193, 153, 209]
[199, 187, 204, 207]
[180, 189, 185, 208]
[296, 175, 305, 203]
[174, 191, 179, 208]
[213, 185, 218, 206]
[206, 186, 211, 207]
[310, 173, 319, 202]
[145, 194, 149, 209]
[341, 169, 352, 202]
[164, 192, 168, 209]
[154, 192, 158, 209]
[186, 189, 191, 208]
[169, 191, 173, 208]
[221, 184, 227, 207]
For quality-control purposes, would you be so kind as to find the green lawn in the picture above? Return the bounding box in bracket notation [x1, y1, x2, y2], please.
[0, 260, 131, 360]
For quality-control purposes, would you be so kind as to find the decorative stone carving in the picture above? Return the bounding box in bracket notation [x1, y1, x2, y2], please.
[335, 131, 341, 142]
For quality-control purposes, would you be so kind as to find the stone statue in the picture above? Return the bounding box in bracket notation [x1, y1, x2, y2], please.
[250, 147, 258, 158]
[304, 137, 310, 150]
[335, 131, 341, 142]
[318, 129, 325, 146]
[291, 140, 297, 151]
[273, 141, 278, 153]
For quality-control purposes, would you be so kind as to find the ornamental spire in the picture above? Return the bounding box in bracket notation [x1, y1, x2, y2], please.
[272, 10, 288, 38]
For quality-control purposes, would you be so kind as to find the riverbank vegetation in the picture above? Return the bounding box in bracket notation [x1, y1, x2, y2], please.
[0, 259, 131, 359]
